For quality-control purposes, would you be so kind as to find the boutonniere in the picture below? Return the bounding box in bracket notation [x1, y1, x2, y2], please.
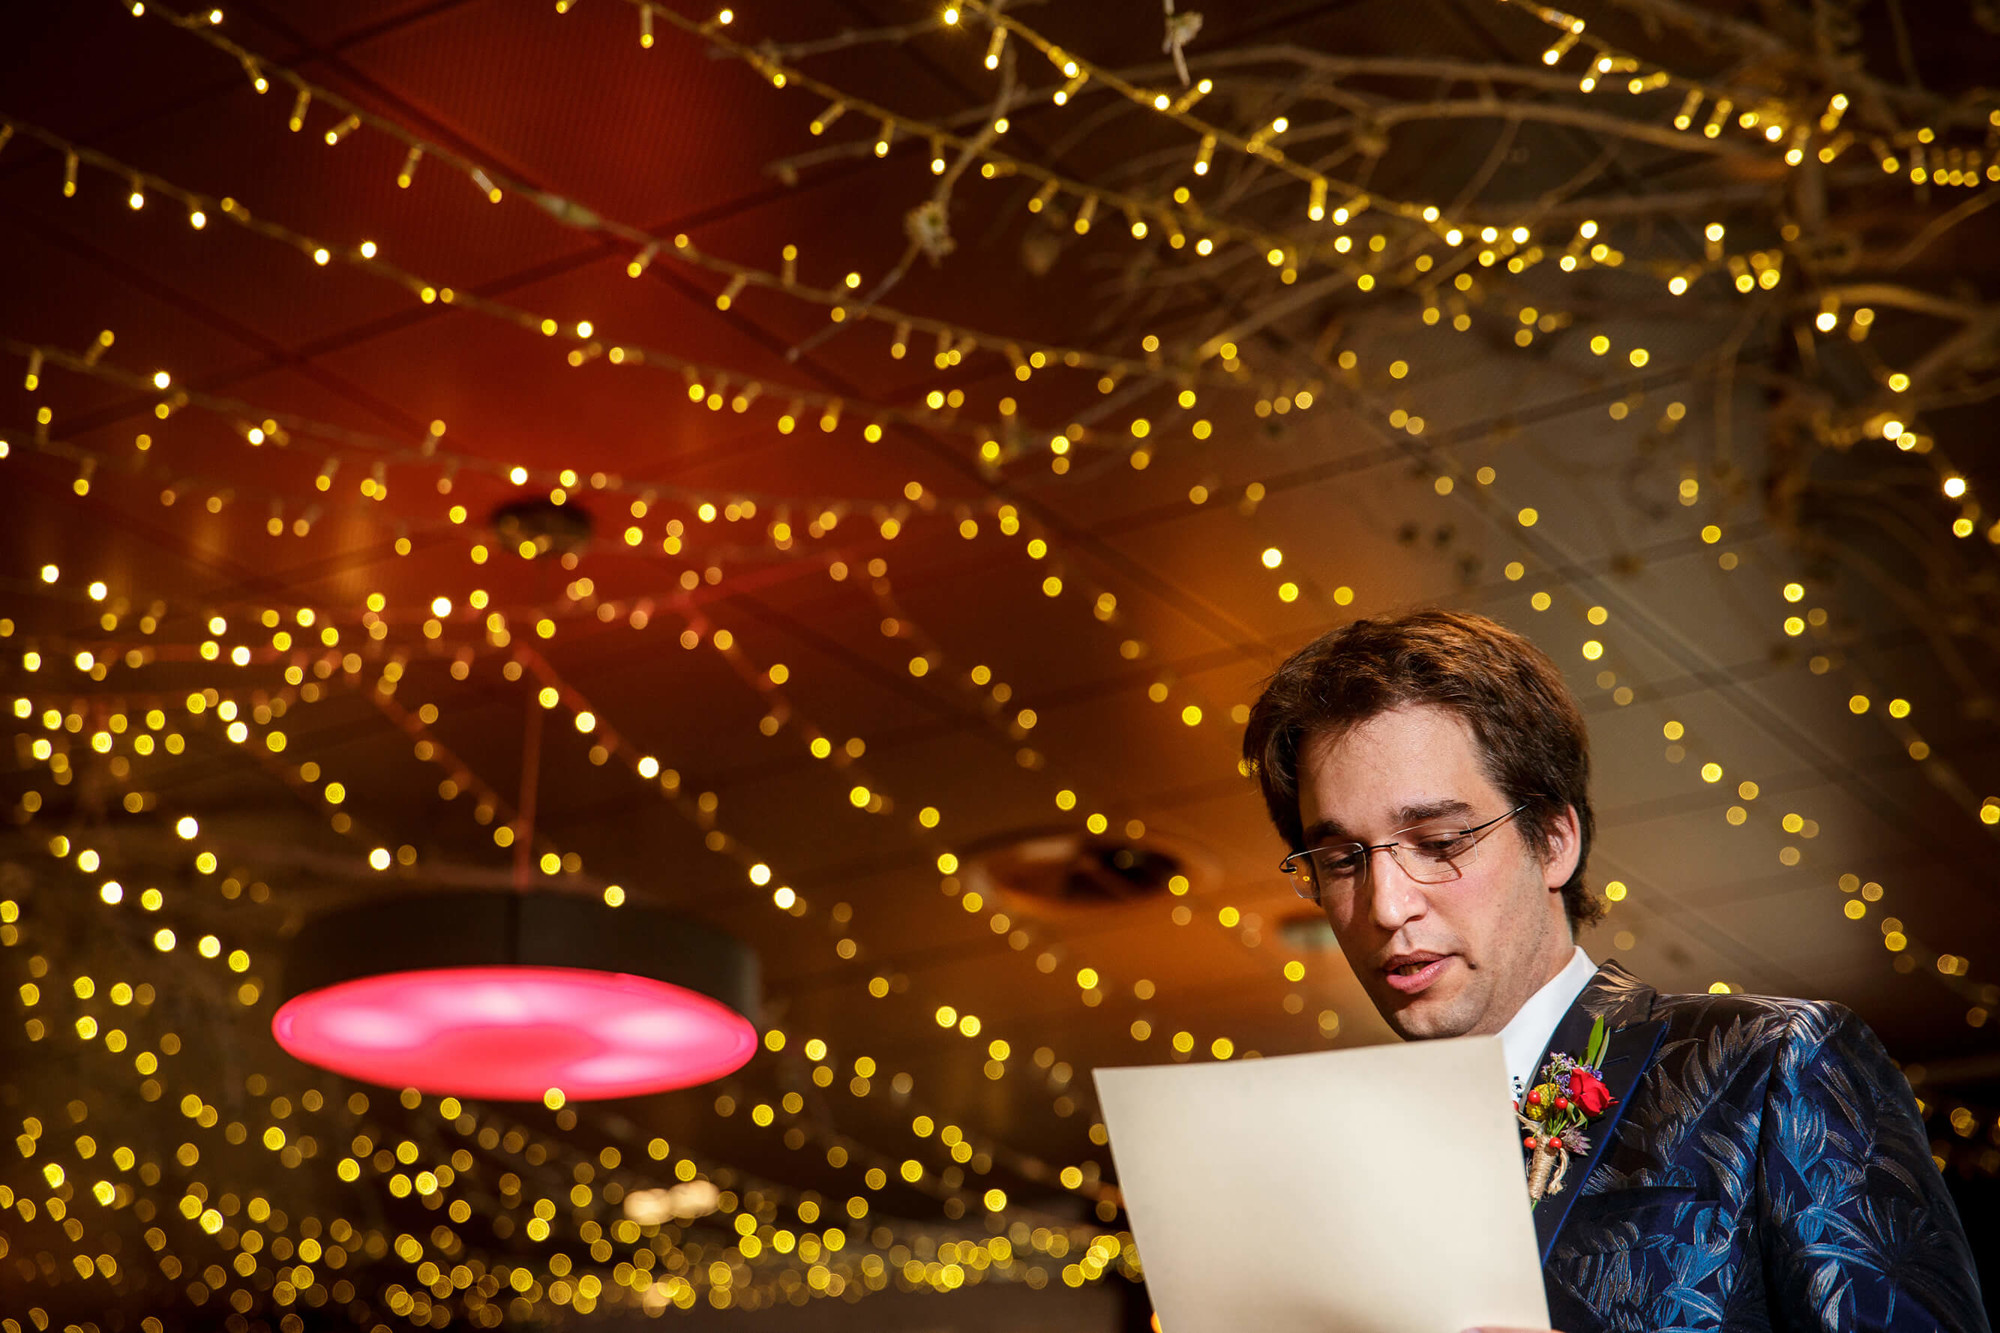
[1515, 1015, 1616, 1207]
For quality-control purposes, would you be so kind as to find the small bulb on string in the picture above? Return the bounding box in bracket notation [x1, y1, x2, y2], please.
[626, 240, 659, 277]
[809, 102, 846, 136]
[396, 143, 422, 188]
[287, 88, 310, 132]
[1169, 79, 1212, 114]
[323, 114, 359, 147]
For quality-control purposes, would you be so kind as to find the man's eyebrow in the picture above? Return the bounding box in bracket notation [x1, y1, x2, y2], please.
[1300, 798, 1475, 847]
[1393, 798, 1474, 828]
[1299, 817, 1351, 848]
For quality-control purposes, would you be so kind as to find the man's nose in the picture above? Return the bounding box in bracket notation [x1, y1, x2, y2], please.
[1364, 847, 1429, 932]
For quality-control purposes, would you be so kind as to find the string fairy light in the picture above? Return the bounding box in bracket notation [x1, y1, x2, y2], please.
[5, 770, 1127, 1318]
[1360, 236, 2000, 860]
[0, 572, 1144, 1176]
[0, 115, 1129, 463]
[2, 480, 1310, 1070]
[592, 0, 1341, 274]
[120, 3, 1289, 397]
[1092, 296, 2000, 1023]
[1429, 424, 1999, 1016]
[239, 640, 1132, 1198]
[1742, 560, 2000, 839]
[208, 573, 1270, 1167]
[0, 516, 1296, 1304]
[517, 607, 1320, 1079]
[1644, 482, 2000, 983]
[954, 0, 1826, 238]
[3, 336, 917, 528]
[1493, 0, 2000, 178]
[94, 2, 1932, 502]
[0, 474, 1330, 1061]
[10, 3, 1997, 1321]
[845, 552, 1334, 1022]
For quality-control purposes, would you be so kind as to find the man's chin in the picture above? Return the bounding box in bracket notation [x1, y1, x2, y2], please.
[1373, 983, 1476, 1041]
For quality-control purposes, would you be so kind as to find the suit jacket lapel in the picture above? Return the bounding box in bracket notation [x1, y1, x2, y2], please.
[1528, 960, 1666, 1263]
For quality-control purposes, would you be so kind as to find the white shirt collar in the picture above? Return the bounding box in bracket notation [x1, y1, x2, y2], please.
[1499, 946, 1597, 1094]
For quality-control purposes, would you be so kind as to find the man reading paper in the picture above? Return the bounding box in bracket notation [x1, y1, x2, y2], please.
[1242, 610, 1987, 1333]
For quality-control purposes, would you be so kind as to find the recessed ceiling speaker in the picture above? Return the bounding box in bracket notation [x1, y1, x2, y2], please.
[958, 826, 1219, 917]
[491, 497, 594, 559]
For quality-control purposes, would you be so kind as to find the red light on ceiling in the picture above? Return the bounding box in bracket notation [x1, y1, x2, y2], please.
[272, 965, 758, 1102]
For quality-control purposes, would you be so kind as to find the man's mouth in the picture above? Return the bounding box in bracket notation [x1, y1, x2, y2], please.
[1380, 953, 1452, 994]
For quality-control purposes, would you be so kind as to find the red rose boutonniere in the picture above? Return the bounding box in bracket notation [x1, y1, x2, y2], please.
[1567, 1065, 1612, 1115]
[1515, 1015, 1617, 1206]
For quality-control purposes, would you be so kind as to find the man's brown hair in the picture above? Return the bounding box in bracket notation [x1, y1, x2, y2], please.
[1242, 609, 1603, 932]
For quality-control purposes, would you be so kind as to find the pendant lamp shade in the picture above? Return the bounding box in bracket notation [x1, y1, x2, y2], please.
[272, 891, 759, 1103]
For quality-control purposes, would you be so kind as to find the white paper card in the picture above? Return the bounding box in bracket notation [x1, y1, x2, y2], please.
[1094, 1036, 1549, 1333]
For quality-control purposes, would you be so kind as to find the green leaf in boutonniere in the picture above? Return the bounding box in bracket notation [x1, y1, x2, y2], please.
[1584, 1014, 1607, 1069]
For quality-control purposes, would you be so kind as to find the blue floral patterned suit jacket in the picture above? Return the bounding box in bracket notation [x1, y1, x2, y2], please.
[1533, 962, 1988, 1333]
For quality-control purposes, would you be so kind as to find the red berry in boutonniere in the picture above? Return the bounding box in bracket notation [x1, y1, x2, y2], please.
[1554, 1096, 1570, 1111]
[1526, 1088, 1542, 1107]
[1567, 1067, 1613, 1116]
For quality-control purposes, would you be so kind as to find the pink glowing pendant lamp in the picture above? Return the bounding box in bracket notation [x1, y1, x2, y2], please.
[272, 890, 759, 1103]
[273, 691, 757, 1103]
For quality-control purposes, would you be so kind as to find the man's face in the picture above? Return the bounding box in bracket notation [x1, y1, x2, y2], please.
[1295, 703, 1577, 1041]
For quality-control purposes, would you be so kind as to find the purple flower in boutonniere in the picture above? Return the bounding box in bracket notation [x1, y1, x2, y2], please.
[1515, 1015, 1618, 1206]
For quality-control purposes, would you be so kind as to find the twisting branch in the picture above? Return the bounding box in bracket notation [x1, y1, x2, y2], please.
[783, 1, 1022, 362]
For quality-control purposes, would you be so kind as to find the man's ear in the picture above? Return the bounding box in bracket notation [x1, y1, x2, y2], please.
[1541, 804, 1582, 892]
